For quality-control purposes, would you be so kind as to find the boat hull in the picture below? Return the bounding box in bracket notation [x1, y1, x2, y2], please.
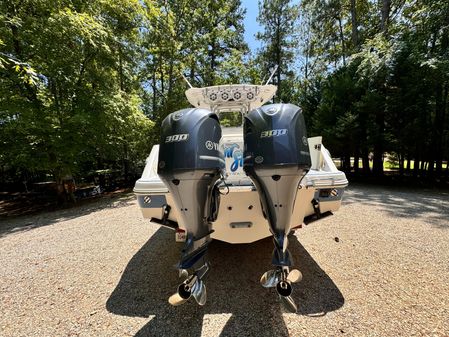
[135, 138, 347, 244]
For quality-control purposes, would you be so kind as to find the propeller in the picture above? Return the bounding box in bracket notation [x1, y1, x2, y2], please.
[279, 294, 298, 313]
[168, 274, 207, 306]
[260, 268, 302, 288]
[287, 269, 302, 283]
[261, 268, 302, 313]
[168, 292, 189, 306]
[168, 275, 196, 306]
[192, 279, 207, 306]
[276, 279, 297, 313]
[179, 269, 189, 278]
[260, 269, 281, 288]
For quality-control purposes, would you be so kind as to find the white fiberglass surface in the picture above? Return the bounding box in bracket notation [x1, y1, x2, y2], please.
[185, 84, 277, 111]
[134, 137, 348, 193]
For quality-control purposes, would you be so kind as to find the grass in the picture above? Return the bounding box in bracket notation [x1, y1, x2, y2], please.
[332, 158, 448, 171]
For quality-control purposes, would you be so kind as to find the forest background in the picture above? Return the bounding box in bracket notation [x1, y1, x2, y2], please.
[1, 0, 448, 201]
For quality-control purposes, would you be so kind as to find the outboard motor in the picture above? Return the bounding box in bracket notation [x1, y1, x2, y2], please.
[158, 108, 224, 307]
[243, 103, 311, 312]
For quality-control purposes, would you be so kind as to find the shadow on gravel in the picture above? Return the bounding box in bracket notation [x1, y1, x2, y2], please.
[343, 185, 449, 228]
[0, 193, 135, 238]
[106, 227, 344, 337]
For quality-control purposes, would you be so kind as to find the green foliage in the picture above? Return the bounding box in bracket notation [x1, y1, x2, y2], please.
[256, 0, 299, 103]
[0, 0, 251, 193]
[0, 0, 154, 190]
[299, 0, 449, 177]
[139, 0, 249, 128]
[1, 0, 448, 193]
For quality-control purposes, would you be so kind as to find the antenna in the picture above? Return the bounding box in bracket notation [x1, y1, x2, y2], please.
[180, 72, 194, 88]
[265, 65, 278, 85]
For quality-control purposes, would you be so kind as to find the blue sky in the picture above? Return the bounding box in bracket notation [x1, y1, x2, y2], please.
[241, 0, 262, 52]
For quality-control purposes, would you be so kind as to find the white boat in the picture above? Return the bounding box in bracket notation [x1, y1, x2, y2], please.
[134, 82, 348, 312]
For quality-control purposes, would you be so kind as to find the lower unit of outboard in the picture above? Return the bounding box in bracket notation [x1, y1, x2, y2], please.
[244, 103, 311, 312]
[158, 108, 224, 307]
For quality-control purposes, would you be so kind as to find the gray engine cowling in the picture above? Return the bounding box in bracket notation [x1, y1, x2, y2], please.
[243, 103, 311, 266]
[158, 108, 224, 173]
[158, 108, 224, 268]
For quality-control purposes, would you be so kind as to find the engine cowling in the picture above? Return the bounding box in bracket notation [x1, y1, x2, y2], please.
[158, 108, 224, 268]
[244, 103, 311, 266]
[158, 108, 224, 174]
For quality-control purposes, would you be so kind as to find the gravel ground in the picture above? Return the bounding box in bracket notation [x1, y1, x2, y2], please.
[1, 184, 449, 337]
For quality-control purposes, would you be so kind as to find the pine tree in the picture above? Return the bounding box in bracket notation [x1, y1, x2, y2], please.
[256, 0, 299, 103]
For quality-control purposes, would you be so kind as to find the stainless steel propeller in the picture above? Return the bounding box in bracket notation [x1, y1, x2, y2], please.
[168, 272, 207, 306]
[276, 277, 297, 313]
[168, 274, 196, 306]
[260, 269, 281, 288]
[287, 269, 302, 283]
[192, 279, 207, 306]
[261, 267, 302, 313]
[168, 292, 189, 306]
[279, 294, 298, 313]
[260, 268, 302, 288]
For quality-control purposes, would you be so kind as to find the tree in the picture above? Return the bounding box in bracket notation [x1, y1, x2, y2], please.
[140, 0, 248, 128]
[297, 0, 449, 178]
[256, 0, 299, 103]
[0, 0, 155, 201]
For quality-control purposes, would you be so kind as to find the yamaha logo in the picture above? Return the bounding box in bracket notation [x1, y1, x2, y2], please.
[205, 140, 219, 151]
[302, 136, 308, 146]
[266, 106, 279, 115]
[173, 112, 184, 120]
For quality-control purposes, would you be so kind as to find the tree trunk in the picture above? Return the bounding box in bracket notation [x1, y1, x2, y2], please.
[413, 157, 420, 177]
[435, 82, 448, 176]
[362, 148, 370, 174]
[159, 64, 164, 98]
[398, 153, 404, 176]
[373, 107, 385, 176]
[337, 16, 346, 66]
[151, 61, 157, 114]
[55, 172, 75, 204]
[304, 25, 311, 86]
[209, 38, 216, 86]
[373, 149, 383, 176]
[275, 16, 282, 102]
[350, 0, 359, 48]
[427, 84, 442, 178]
[118, 45, 124, 91]
[344, 153, 351, 172]
[428, 159, 435, 177]
[123, 143, 129, 185]
[380, 0, 391, 35]
[435, 16, 449, 176]
[354, 147, 360, 174]
[167, 58, 174, 112]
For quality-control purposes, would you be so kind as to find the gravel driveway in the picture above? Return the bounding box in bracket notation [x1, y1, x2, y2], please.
[1, 184, 448, 337]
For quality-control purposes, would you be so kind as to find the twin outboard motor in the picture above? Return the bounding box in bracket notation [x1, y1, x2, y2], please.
[158, 108, 224, 306]
[244, 103, 311, 312]
[158, 102, 311, 311]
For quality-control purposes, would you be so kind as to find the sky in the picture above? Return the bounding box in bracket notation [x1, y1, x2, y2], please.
[241, 0, 262, 53]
